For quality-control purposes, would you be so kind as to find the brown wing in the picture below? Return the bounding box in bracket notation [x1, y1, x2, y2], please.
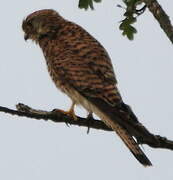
[51, 29, 122, 106]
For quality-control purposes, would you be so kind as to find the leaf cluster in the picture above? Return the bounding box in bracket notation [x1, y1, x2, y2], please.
[78, 0, 146, 40]
[119, 0, 146, 40]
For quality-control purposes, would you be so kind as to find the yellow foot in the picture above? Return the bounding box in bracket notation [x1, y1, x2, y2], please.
[53, 102, 77, 120]
[54, 109, 78, 120]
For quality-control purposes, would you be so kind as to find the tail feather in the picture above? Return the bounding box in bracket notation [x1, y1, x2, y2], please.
[86, 96, 152, 166]
[114, 123, 152, 166]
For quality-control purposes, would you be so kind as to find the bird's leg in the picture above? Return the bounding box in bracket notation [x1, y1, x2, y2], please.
[86, 112, 93, 134]
[68, 102, 77, 120]
[53, 102, 78, 120]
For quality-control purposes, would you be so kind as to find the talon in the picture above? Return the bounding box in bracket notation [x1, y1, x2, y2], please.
[53, 102, 77, 120]
[86, 112, 93, 134]
[65, 121, 70, 127]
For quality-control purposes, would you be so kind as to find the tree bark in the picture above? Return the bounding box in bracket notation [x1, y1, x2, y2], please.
[143, 0, 173, 43]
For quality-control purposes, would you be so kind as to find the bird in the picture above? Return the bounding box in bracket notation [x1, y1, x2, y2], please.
[22, 9, 152, 166]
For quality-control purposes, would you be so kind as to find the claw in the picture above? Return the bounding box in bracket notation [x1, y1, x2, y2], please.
[53, 102, 77, 121]
[86, 112, 93, 134]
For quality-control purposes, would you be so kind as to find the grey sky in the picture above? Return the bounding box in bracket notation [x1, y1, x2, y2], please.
[0, 0, 173, 179]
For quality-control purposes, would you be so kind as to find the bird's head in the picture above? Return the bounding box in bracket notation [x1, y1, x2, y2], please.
[22, 9, 63, 43]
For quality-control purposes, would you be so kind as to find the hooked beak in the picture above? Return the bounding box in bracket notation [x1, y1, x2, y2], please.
[24, 33, 29, 41]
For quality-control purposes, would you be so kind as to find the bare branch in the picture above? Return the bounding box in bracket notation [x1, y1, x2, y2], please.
[0, 103, 173, 151]
[2, 103, 112, 131]
[143, 0, 173, 43]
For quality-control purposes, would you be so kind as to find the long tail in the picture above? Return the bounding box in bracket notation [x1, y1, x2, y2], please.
[111, 122, 152, 166]
[87, 97, 152, 166]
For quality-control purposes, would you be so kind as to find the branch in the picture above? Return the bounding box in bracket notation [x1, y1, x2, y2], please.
[143, 0, 173, 43]
[0, 103, 173, 151]
[2, 103, 111, 131]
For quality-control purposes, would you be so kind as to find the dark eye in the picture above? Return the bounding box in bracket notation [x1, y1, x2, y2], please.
[22, 19, 33, 31]
[27, 20, 33, 27]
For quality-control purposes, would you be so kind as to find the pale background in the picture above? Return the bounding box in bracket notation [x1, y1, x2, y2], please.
[0, 0, 173, 179]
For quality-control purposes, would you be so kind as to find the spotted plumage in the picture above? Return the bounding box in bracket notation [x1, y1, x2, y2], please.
[22, 9, 152, 166]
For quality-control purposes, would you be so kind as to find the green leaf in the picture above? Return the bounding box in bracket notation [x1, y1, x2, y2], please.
[78, 0, 102, 10]
[79, 0, 90, 10]
[119, 17, 137, 40]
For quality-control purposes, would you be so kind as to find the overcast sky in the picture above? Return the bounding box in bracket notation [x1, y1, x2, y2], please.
[0, 0, 173, 179]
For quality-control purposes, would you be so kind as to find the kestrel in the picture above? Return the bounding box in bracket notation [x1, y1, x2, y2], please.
[22, 9, 152, 166]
